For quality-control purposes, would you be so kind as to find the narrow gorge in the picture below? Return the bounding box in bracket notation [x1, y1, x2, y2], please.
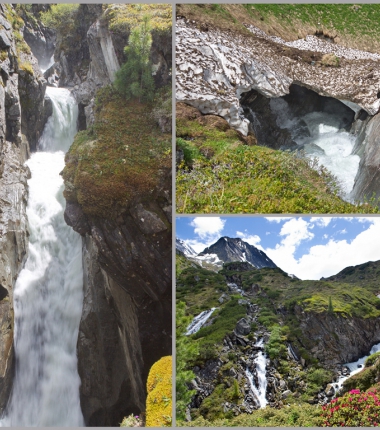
[0, 4, 172, 426]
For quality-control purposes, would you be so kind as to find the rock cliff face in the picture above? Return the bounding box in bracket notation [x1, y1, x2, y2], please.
[294, 309, 380, 367]
[351, 113, 380, 201]
[0, 4, 49, 413]
[65, 170, 172, 425]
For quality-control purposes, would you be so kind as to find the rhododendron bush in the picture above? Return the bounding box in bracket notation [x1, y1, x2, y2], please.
[321, 389, 380, 427]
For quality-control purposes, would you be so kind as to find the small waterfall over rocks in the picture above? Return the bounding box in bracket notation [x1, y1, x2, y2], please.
[186, 308, 217, 335]
[245, 338, 268, 408]
[332, 341, 380, 397]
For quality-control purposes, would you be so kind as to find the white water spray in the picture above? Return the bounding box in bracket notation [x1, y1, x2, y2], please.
[0, 87, 84, 426]
[246, 338, 268, 408]
[333, 342, 380, 396]
[269, 98, 360, 200]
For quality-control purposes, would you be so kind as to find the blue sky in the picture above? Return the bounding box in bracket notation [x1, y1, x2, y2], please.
[176, 216, 380, 280]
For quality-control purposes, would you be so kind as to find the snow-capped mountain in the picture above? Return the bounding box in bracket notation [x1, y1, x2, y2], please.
[199, 237, 277, 269]
[176, 238, 197, 257]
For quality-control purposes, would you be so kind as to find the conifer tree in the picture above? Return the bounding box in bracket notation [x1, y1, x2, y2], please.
[114, 14, 155, 102]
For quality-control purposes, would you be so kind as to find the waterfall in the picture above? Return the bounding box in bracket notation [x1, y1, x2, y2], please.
[268, 98, 360, 200]
[0, 87, 84, 426]
[333, 342, 380, 396]
[186, 308, 216, 335]
[245, 338, 268, 408]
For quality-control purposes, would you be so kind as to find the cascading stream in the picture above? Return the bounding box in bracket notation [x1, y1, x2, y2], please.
[269, 98, 359, 200]
[0, 87, 84, 426]
[245, 338, 268, 408]
[333, 342, 380, 396]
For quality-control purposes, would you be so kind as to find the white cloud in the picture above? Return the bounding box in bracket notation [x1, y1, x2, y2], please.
[264, 218, 380, 280]
[323, 234, 328, 239]
[184, 239, 211, 254]
[190, 217, 225, 239]
[236, 231, 263, 249]
[310, 217, 332, 227]
[278, 218, 314, 248]
[186, 217, 226, 253]
[265, 217, 292, 223]
[338, 229, 347, 235]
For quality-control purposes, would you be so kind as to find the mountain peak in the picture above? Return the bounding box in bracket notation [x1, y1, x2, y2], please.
[199, 236, 277, 269]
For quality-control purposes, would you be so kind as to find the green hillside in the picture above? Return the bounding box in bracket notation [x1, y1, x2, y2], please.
[176, 258, 380, 426]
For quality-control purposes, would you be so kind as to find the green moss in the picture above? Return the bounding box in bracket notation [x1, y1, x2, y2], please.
[62, 91, 171, 217]
[19, 61, 34, 75]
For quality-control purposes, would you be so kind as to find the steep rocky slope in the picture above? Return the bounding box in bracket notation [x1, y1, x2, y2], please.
[0, 4, 51, 413]
[177, 253, 380, 424]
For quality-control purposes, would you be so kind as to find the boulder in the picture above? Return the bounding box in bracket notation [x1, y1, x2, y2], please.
[235, 318, 251, 336]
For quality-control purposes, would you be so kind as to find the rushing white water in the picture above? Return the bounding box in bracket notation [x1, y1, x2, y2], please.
[269, 98, 360, 200]
[186, 308, 216, 335]
[0, 87, 84, 426]
[246, 339, 268, 408]
[333, 342, 380, 395]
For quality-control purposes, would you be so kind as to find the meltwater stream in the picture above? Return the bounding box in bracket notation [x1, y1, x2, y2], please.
[270, 98, 360, 200]
[0, 87, 84, 426]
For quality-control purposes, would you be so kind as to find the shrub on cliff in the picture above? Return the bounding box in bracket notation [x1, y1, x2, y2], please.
[40, 4, 79, 33]
[114, 15, 155, 102]
[321, 389, 380, 426]
[146, 356, 172, 427]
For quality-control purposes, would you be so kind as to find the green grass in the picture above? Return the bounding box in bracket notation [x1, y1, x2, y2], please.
[177, 143, 379, 214]
[178, 4, 380, 53]
[248, 4, 380, 40]
[176, 113, 380, 214]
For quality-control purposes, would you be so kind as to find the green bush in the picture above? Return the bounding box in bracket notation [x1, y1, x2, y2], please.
[40, 4, 79, 32]
[265, 325, 287, 360]
[307, 368, 332, 386]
